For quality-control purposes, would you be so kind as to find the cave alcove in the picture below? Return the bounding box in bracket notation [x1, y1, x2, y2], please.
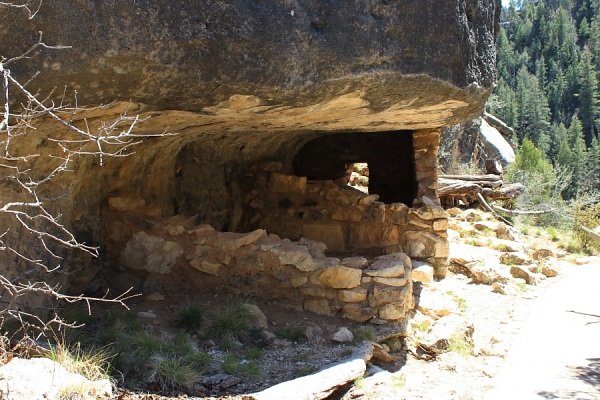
[294, 131, 417, 206]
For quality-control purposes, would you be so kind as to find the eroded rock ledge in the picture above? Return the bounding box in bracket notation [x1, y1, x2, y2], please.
[3, 0, 500, 121]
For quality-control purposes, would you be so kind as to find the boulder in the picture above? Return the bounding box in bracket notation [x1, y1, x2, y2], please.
[120, 232, 183, 274]
[532, 248, 556, 261]
[341, 257, 369, 269]
[243, 303, 269, 330]
[304, 299, 331, 316]
[470, 265, 509, 285]
[500, 251, 530, 266]
[369, 285, 410, 308]
[0, 358, 112, 400]
[269, 244, 316, 272]
[510, 266, 545, 285]
[342, 304, 377, 323]
[332, 327, 354, 343]
[339, 288, 368, 303]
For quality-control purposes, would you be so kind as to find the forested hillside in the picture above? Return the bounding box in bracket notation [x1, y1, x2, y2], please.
[487, 0, 600, 199]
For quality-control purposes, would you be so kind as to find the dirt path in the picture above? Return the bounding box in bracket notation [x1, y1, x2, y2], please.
[486, 258, 600, 400]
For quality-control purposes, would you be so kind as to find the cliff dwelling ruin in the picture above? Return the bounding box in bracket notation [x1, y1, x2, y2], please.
[0, 0, 502, 326]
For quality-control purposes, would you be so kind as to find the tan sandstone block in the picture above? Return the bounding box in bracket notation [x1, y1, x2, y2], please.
[379, 304, 406, 320]
[319, 265, 362, 289]
[369, 285, 410, 308]
[342, 304, 377, 322]
[339, 287, 368, 303]
[372, 277, 408, 287]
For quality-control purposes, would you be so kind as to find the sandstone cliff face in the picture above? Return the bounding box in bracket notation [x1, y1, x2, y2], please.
[0, 1, 501, 304]
[2, 0, 499, 125]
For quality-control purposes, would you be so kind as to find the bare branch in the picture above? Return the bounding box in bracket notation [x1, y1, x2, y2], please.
[0, 0, 43, 19]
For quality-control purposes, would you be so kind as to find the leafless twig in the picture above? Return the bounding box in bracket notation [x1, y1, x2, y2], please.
[0, 8, 174, 345]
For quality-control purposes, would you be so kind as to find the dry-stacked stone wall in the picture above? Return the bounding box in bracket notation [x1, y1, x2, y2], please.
[104, 202, 413, 324]
[237, 129, 449, 277]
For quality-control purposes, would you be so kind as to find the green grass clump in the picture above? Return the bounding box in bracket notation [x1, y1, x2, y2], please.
[148, 354, 201, 390]
[94, 314, 141, 347]
[48, 341, 112, 382]
[239, 360, 261, 378]
[392, 373, 406, 387]
[339, 348, 353, 358]
[274, 325, 305, 342]
[352, 327, 377, 342]
[222, 352, 240, 374]
[243, 345, 264, 360]
[546, 226, 560, 242]
[445, 290, 468, 313]
[204, 301, 258, 345]
[175, 303, 204, 332]
[413, 320, 430, 333]
[446, 334, 472, 358]
[492, 243, 510, 252]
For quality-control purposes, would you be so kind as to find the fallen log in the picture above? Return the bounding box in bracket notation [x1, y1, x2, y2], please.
[481, 183, 524, 200]
[440, 178, 503, 189]
[440, 174, 502, 182]
[438, 181, 483, 197]
[490, 204, 556, 215]
[580, 224, 600, 242]
[475, 192, 513, 227]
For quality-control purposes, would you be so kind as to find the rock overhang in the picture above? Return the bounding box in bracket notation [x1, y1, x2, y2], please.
[1, 0, 501, 127]
[0, 0, 502, 315]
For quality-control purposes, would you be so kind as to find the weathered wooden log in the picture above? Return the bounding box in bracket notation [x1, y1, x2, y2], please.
[481, 183, 524, 200]
[580, 225, 600, 242]
[490, 204, 556, 215]
[440, 174, 502, 182]
[475, 192, 513, 226]
[440, 178, 503, 189]
[438, 181, 483, 197]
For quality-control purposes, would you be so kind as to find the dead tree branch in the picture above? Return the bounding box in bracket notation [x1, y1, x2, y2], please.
[0, 14, 175, 343]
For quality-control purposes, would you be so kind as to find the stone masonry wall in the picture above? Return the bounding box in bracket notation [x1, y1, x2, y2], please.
[236, 129, 450, 277]
[103, 200, 413, 324]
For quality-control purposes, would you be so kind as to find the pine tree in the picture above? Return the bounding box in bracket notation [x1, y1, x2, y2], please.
[516, 66, 552, 154]
[488, 78, 519, 129]
[549, 122, 569, 162]
[497, 28, 518, 85]
[547, 60, 568, 122]
[577, 50, 600, 145]
[587, 132, 600, 190]
[557, 117, 589, 198]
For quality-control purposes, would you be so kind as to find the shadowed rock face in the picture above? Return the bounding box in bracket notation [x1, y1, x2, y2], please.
[2, 0, 500, 126]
